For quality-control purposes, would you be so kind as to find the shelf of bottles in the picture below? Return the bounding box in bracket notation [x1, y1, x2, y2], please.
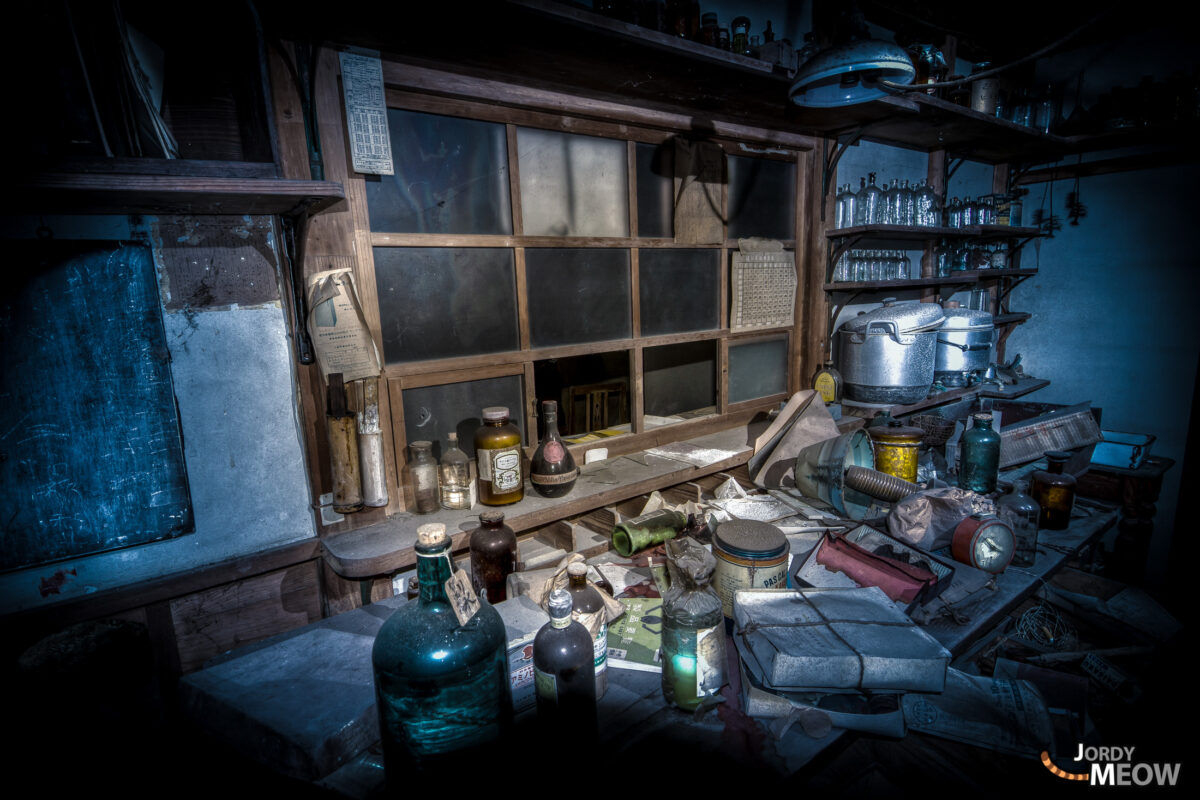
[823, 268, 1037, 293]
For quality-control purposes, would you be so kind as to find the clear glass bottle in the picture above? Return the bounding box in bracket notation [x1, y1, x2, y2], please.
[918, 180, 939, 227]
[957, 412, 1000, 494]
[899, 179, 915, 226]
[882, 178, 900, 225]
[661, 538, 727, 711]
[475, 406, 524, 506]
[469, 510, 517, 602]
[530, 400, 578, 498]
[565, 562, 608, 700]
[862, 172, 883, 225]
[439, 432, 472, 510]
[372, 523, 512, 782]
[406, 441, 439, 514]
[996, 480, 1040, 567]
[533, 588, 597, 741]
[835, 183, 854, 229]
[947, 197, 963, 227]
[852, 176, 868, 226]
[1031, 451, 1077, 530]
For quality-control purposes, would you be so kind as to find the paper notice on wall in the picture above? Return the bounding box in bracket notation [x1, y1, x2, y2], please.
[339, 50, 393, 175]
[306, 268, 381, 383]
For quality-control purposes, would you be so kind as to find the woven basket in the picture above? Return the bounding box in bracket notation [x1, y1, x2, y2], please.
[911, 414, 956, 447]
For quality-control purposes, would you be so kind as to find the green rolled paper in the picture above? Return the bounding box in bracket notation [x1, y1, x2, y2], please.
[611, 509, 688, 557]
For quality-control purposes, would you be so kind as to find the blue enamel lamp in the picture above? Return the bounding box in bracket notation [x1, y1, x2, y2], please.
[789, 39, 916, 107]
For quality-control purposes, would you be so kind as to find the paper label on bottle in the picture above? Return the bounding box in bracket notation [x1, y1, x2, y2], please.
[814, 372, 837, 403]
[444, 568, 481, 626]
[489, 448, 522, 492]
[534, 666, 558, 702]
[695, 624, 727, 698]
[476, 447, 493, 481]
[531, 468, 578, 486]
[543, 440, 565, 464]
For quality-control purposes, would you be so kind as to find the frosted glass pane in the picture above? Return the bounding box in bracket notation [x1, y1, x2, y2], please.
[636, 141, 673, 238]
[365, 109, 512, 235]
[374, 247, 519, 363]
[639, 249, 719, 336]
[526, 248, 631, 347]
[728, 155, 796, 240]
[644, 341, 716, 418]
[518, 128, 629, 237]
[729, 339, 788, 402]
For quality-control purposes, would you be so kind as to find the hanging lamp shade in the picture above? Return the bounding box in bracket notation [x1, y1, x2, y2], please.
[789, 39, 915, 108]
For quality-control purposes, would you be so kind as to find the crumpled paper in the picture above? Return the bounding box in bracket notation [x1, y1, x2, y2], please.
[886, 487, 995, 550]
[505, 552, 625, 632]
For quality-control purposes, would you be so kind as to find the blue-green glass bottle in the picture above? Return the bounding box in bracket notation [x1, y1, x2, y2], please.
[372, 523, 512, 783]
[958, 412, 1001, 493]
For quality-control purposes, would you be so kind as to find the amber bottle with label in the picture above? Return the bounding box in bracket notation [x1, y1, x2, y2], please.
[469, 510, 517, 603]
[1030, 450, 1077, 530]
[530, 400, 578, 498]
[475, 406, 524, 506]
[565, 562, 608, 700]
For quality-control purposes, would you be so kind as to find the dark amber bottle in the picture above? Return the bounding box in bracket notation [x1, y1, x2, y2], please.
[565, 562, 608, 700]
[1030, 450, 1076, 530]
[533, 588, 597, 742]
[469, 510, 517, 603]
[475, 406, 524, 506]
[530, 400, 578, 498]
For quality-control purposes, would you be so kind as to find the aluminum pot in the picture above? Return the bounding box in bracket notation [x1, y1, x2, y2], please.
[838, 300, 944, 405]
[935, 306, 994, 386]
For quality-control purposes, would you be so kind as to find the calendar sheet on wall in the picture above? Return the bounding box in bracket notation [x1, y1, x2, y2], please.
[731, 243, 797, 330]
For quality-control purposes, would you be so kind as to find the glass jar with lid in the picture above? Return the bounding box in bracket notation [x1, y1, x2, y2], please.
[996, 480, 1040, 566]
[1030, 451, 1077, 530]
[405, 441, 439, 514]
[475, 406, 524, 506]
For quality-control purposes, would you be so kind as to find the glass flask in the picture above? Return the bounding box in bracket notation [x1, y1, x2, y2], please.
[918, 180, 939, 227]
[469, 510, 517, 602]
[899, 179, 915, 226]
[372, 523, 512, 783]
[853, 176, 869, 226]
[836, 183, 855, 229]
[947, 197, 963, 227]
[533, 588, 597, 741]
[475, 406, 524, 506]
[996, 480, 1040, 567]
[406, 441, 439, 514]
[439, 432, 472, 510]
[661, 537, 727, 711]
[957, 412, 1000, 494]
[1030, 450, 1077, 530]
[862, 173, 883, 225]
[882, 178, 900, 225]
[530, 400, 578, 498]
[565, 562, 608, 699]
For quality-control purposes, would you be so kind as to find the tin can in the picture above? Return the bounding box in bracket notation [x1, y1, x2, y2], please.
[711, 519, 788, 619]
[867, 420, 924, 484]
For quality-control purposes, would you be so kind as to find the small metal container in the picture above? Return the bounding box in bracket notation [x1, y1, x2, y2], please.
[711, 519, 788, 620]
[867, 420, 924, 484]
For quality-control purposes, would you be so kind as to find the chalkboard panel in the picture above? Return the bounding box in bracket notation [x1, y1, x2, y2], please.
[644, 341, 716, 418]
[402, 375, 525, 461]
[728, 155, 797, 240]
[729, 338, 788, 403]
[0, 241, 193, 572]
[526, 248, 631, 347]
[639, 249, 719, 336]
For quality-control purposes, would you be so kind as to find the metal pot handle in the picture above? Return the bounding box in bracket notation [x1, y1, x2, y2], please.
[937, 337, 992, 352]
[865, 320, 916, 344]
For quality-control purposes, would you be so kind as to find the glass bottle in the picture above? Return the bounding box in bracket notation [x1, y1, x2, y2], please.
[372, 523, 512, 782]
[406, 441, 439, 514]
[957, 412, 1000, 494]
[530, 400, 578, 498]
[565, 562, 608, 700]
[918, 180, 939, 227]
[899, 179, 915, 226]
[439, 432, 472, 510]
[882, 178, 900, 225]
[661, 538, 727, 711]
[835, 183, 854, 229]
[475, 406, 524, 506]
[852, 176, 868, 226]
[947, 197, 962, 227]
[469, 510, 517, 603]
[862, 173, 883, 225]
[730, 15, 751, 56]
[533, 588, 597, 741]
[1030, 451, 1077, 530]
[996, 480, 1040, 567]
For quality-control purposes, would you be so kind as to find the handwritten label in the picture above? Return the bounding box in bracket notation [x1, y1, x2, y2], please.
[444, 568, 481, 626]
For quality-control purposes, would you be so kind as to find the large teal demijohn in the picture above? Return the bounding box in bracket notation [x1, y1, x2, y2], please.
[372, 523, 512, 781]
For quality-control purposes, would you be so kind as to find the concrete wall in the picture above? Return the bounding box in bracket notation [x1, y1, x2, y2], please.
[0, 214, 317, 616]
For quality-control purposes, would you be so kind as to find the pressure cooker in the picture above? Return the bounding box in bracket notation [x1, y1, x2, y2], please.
[934, 305, 994, 386]
[837, 300, 944, 405]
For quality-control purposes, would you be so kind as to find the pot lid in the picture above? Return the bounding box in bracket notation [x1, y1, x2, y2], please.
[842, 299, 945, 334]
[940, 305, 993, 330]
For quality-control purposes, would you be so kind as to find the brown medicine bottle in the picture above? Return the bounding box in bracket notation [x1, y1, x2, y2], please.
[475, 406, 524, 506]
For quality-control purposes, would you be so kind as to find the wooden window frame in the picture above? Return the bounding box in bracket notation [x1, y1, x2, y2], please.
[279, 52, 817, 532]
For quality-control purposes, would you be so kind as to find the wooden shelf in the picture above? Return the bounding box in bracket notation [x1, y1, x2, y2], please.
[842, 376, 1050, 419]
[824, 268, 1037, 292]
[994, 312, 1032, 326]
[10, 170, 346, 218]
[827, 224, 1043, 243]
[321, 424, 761, 579]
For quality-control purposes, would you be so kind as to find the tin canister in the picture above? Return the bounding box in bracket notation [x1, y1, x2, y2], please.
[867, 420, 924, 484]
[711, 519, 789, 619]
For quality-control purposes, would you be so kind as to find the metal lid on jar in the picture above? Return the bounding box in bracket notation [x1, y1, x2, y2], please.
[547, 587, 573, 619]
[842, 299, 945, 335]
[714, 519, 787, 559]
[482, 406, 510, 421]
[867, 419, 925, 443]
[940, 305, 994, 331]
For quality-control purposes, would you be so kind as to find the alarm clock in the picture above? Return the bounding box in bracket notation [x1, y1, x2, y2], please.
[951, 514, 1015, 573]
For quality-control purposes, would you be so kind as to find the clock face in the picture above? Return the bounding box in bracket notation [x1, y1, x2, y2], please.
[952, 515, 1015, 573]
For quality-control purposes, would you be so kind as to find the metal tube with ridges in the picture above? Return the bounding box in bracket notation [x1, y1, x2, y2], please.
[843, 465, 921, 502]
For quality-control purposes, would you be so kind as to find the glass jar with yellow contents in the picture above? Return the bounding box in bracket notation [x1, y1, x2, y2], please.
[867, 419, 924, 484]
[475, 406, 524, 506]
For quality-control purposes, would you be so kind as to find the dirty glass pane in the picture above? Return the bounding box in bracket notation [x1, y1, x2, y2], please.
[644, 341, 716, 421]
[526, 248, 631, 347]
[402, 375, 524, 460]
[727, 155, 796, 240]
[639, 249, 719, 336]
[365, 109, 512, 235]
[374, 247, 519, 363]
[517, 128, 629, 237]
[729, 338, 788, 403]
[636, 141, 673, 238]
[534, 353, 630, 439]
